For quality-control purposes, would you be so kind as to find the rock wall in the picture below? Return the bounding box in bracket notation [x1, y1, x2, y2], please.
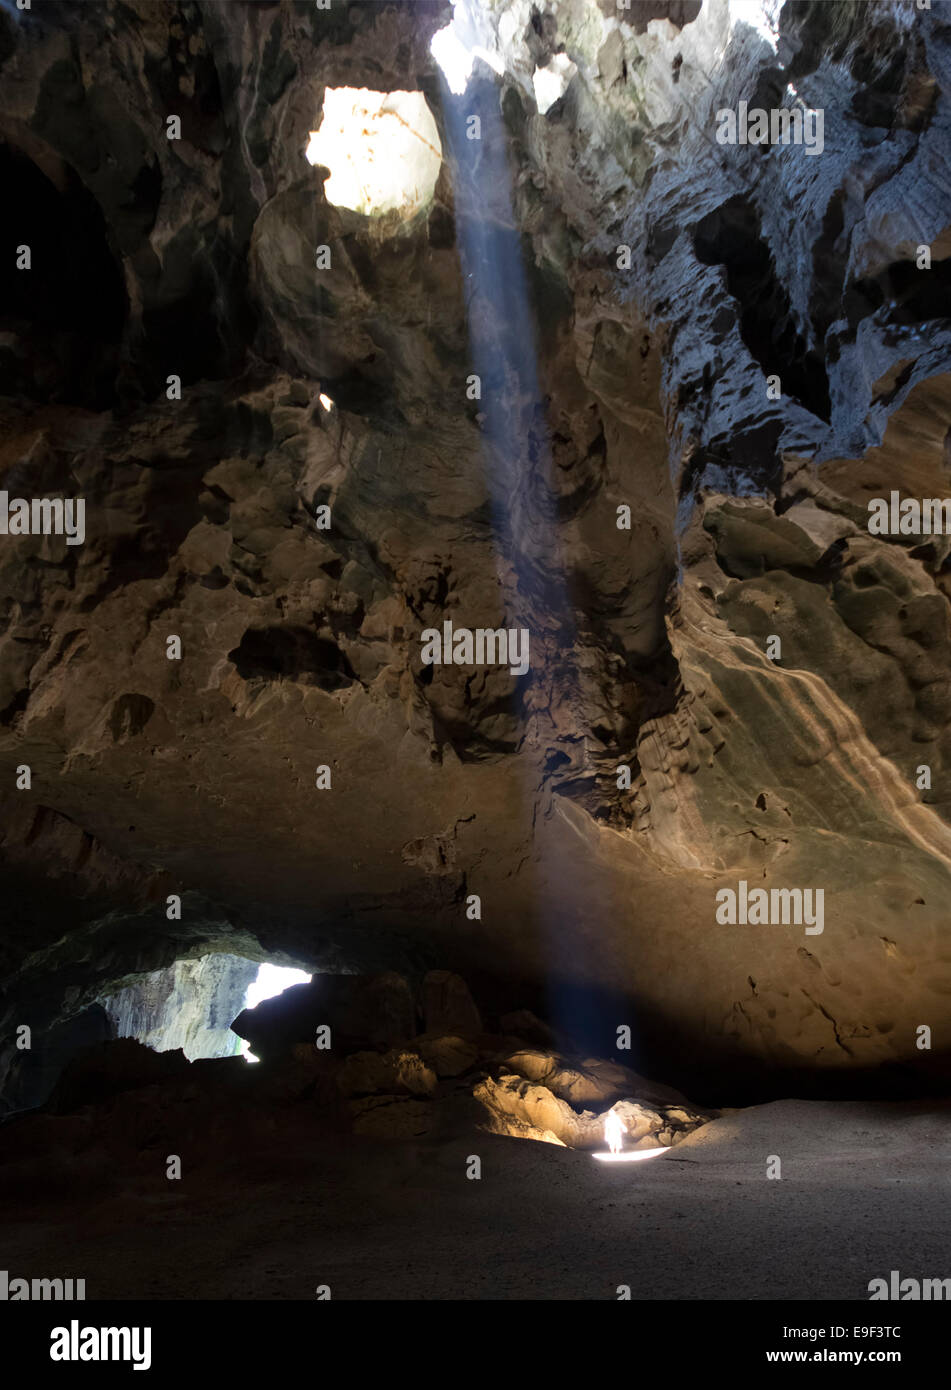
[99, 952, 259, 1061]
[1, 0, 951, 1102]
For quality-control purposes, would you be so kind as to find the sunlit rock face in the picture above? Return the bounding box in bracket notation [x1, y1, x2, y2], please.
[472, 1073, 710, 1149]
[99, 954, 258, 1061]
[1, 0, 951, 1105]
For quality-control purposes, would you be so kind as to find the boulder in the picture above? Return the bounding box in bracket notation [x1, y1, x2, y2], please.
[356, 973, 418, 1047]
[45, 1038, 190, 1114]
[498, 1010, 559, 1049]
[338, 1048, 437, 1097]
[231, 971, 416, 1060]
[501, 1049, 687, 1108]
[606, 1100, 709, 1150]
[413, 1033, 481, 1077]
[259, 1046, 342, 1106]
[421, 971, 482, 1036]
[474, 1073, 600, 1148]
[473, 1072, 711, 1150]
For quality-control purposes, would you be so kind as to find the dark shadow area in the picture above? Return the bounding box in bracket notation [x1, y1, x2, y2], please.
[0, 141, 126, 408]
[846, 254, 951, 335]
[228, 625, 357, 691]
[693, 195, 831, 423]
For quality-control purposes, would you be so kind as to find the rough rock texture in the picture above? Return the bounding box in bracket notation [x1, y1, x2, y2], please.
[414, 1032, 482, 1076]
[338, 1047, 439, 1096]
[499, 1047, 687, 1106]
[472, 1071, 710, 1147]
[99, 951, 258, 1060]
[228, 966, 707, 1146]
[2, 0, 951, 1108]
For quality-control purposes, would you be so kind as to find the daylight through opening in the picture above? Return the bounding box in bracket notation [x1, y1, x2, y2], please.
[98, 955, 312, 1064]
[305, 87, 441, 218]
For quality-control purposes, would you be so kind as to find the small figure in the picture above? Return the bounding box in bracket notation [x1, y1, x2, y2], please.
[604, 1109, 625, 1155]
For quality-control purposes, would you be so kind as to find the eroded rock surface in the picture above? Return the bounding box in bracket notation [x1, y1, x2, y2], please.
[1, 0, 951, 1105]
[100, 952, 257, 1061]
[472, 1072, 710, 1148]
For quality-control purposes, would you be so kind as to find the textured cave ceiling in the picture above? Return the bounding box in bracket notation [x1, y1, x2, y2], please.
[2, 0, 951, 1107]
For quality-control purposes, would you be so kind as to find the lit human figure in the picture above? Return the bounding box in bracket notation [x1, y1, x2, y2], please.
[604, 1109, 625, 1155]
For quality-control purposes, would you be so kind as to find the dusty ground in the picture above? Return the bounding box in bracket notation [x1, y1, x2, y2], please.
[2, 1097, 950, 1300]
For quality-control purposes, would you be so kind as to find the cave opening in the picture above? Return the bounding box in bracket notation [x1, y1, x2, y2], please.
[305, 87, 442, 219]
[98, 954, 312, 1064]
[430, 2, 504, 97]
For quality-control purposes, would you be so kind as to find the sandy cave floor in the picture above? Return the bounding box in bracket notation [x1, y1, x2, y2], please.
[2, 1099, 950, 1301]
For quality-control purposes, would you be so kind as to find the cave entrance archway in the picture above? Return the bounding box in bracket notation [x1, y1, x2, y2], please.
[98, 953, 312, 1064]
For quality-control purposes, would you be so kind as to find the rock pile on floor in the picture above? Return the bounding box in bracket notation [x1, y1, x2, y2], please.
[230, 968, 714, 1147]
[1, 968, 713, 1161]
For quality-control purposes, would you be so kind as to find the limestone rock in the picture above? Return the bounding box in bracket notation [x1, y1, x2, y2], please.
[607, 1100, 711, 1151]
[413, 1034, 481, 1078]
[1, 0, 951, 1106]
[46, 1039, 191, 1115]
[474, 1074, 590, 1147]
[473, 1073, 710, 1150]
[100, 953, 257, 1061]
[421, 972, 482, 1037]
[502, 1049, 687, 1108]
[257, 1046, 343, 1106]
[338, 1048, 437, 1097]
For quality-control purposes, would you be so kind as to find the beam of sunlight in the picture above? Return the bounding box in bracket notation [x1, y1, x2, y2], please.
[435, 58, 613, 1052]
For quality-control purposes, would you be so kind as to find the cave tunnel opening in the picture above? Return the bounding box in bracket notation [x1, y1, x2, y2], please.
[98, 954, 312, 1065]
[0, 139, 127, 409]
